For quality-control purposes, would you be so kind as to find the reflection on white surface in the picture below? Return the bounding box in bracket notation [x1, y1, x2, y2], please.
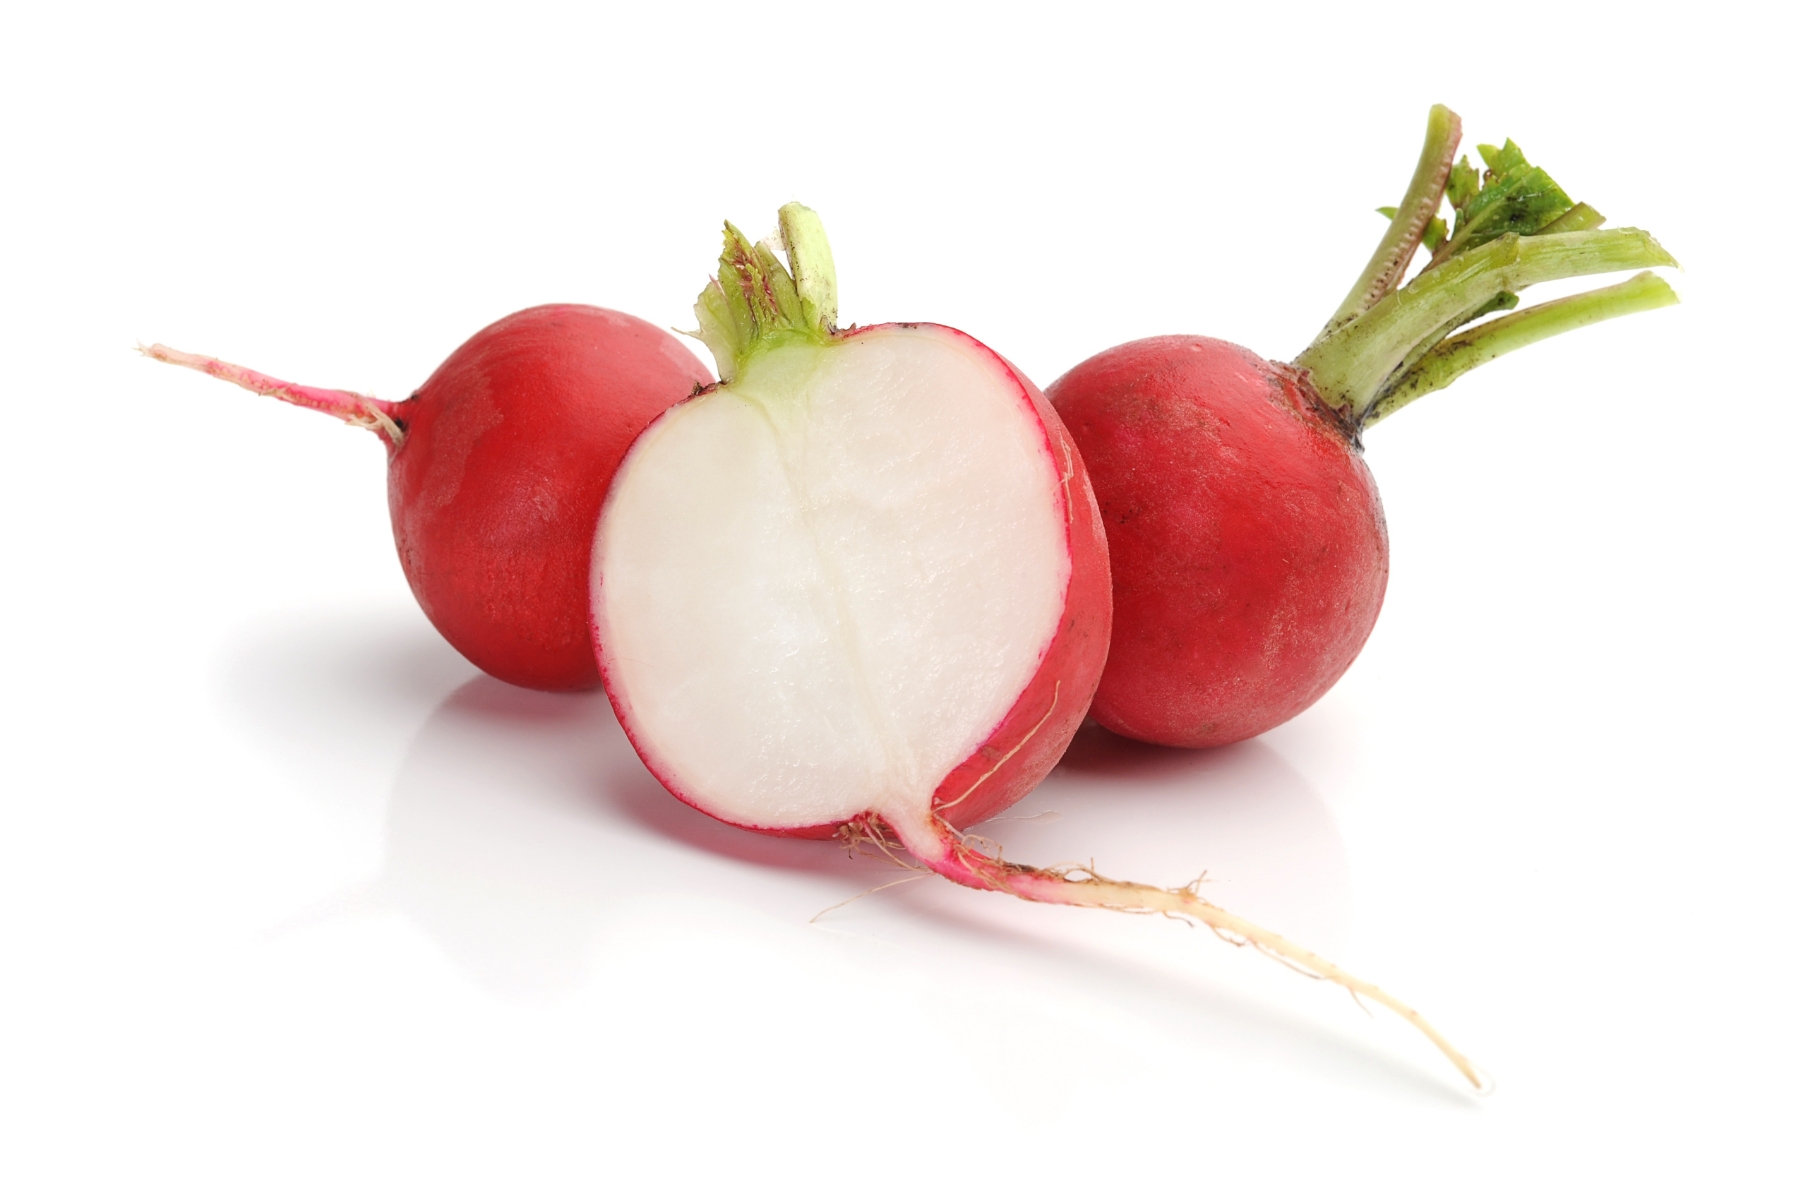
[377, 676, 866, 995]
[227, 611, 1355, 1009]
[376, 678, 1354, 998]
[212, 609, 1489, 1110]
[222, 604, 1357, 987]
[221, 608, 478, 815]
[383, 681, 626, 994]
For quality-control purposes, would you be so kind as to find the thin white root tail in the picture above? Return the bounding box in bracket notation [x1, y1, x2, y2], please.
[808, 872, 930, 924]
[1135, 876, 1483, 1090]
[875, 808, 1488, 1091]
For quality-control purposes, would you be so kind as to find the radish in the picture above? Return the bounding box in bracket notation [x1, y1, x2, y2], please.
[592, 205, 1483, 1087]
[1048, 106, 1679, 748]
[145, 305, 711, 690]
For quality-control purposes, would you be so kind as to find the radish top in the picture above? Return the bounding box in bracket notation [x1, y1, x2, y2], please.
[1293, 105, 1679, 428]
[693, 202, 839, 382]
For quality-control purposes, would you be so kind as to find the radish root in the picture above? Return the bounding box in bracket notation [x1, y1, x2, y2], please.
[140, 343, 407, 448]
[874, 806, 1487, 1091]
[808, 872, 930, 924]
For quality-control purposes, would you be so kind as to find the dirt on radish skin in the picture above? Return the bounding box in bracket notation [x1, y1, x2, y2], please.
[592, 204, 1484, 1088]
[145, 305, 711, 691]
[1050, 105, 1680, 749]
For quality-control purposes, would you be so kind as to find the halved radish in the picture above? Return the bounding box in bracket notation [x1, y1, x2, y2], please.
[594, 207, 1105, 838]
[591, 205, 1482, 1088]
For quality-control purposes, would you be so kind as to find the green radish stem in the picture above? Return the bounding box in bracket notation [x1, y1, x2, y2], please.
[1537, 202, 1607, 236]
[693, 202, 838, 382]
[1298, 228, 1677, 417]
[1367, 270, 1679, 423]
[1320, 104, 1463, 338]
[1292, 107, 1679, 427]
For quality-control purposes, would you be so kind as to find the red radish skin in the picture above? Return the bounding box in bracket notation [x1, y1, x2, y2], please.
[146, 305, 711, 690]
[924, 368, 1113, 832]
[1049, 337, 1388, 748]
[592, 205, 1484, 1088]
[1051, 106, 1679, 749]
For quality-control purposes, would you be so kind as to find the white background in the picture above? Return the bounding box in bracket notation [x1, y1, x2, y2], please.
[2, 3, 1793, 1196]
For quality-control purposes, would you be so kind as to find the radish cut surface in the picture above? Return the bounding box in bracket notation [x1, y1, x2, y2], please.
[595, 326, 1069, 831]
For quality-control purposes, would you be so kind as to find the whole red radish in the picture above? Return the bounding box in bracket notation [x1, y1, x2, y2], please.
[1049, 105, 1679, 748]
[146, 305, 711, 690]
[592, 205, 1482, 1088]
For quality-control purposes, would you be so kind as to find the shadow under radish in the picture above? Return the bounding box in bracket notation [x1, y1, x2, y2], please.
[217, 603, 477, 815]
[375, 673, 871, 997]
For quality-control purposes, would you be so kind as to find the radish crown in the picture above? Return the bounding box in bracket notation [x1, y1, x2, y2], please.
[693, 202, 839, 382]
[1295, 105, 1679, 427]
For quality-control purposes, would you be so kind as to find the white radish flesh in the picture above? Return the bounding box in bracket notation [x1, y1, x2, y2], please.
[596, 325, 1070, 833]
